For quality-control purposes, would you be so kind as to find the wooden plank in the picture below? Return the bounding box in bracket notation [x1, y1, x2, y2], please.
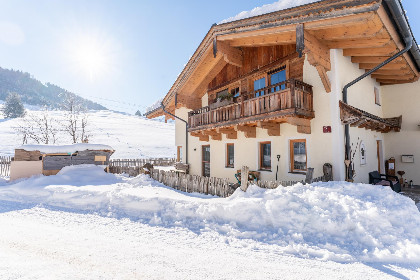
[351, 56, 403, 64]
[325, 38, 390, 49]
[359, 63, 407, 70]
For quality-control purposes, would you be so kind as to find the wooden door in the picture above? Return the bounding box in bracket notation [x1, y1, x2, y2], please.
[202, 145, 210, 177]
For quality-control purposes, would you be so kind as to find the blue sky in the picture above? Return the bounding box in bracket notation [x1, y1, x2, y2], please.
[0, 0, 419, 113]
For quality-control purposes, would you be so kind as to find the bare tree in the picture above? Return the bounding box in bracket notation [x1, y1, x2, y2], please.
[17, 108, 59, 144]
[60, 94, 91, 144]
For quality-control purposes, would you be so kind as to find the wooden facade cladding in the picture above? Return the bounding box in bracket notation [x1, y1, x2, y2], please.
[208, 45, 299, 91]
[188, 79, 314, 139]
[339, 101, 402, 133]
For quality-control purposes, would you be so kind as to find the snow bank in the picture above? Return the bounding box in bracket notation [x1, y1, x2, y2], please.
[1, 167, 420, 263]
[219, 0, 319, 24]
[18, 143, 114, 154]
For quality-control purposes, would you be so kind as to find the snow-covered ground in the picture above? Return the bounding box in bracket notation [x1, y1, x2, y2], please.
[1, 165, 420, 279]
[0, 109, 175, 159]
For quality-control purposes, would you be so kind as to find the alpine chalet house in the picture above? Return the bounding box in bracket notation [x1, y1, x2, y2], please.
[146, 0, 420, 185]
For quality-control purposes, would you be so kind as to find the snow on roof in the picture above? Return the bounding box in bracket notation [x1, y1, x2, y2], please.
[219, 0, 320, 24]
[145, 98, 163, 113]
[18, 143, 115, 154]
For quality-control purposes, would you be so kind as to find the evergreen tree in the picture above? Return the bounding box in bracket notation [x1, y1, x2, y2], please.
[135, 110, 142, 116]
[2, 92, 25, 118]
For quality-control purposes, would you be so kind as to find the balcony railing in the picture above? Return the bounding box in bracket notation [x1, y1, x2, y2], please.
[188, 79, 314, 130]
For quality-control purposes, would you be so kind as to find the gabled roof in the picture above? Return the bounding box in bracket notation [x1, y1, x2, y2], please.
[147, 0, 420, 118]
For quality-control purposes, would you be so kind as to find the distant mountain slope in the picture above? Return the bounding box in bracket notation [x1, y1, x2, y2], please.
[0, 67, 106, 110]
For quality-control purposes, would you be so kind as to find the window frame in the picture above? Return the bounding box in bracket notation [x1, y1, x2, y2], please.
[268, 65, 287, 93]
[290, 139, 307, 173]
[226, 143, 234, 168]
[374, 87, 381, 106]
[259, 141, 272, 171]
[202, 145, 211, 177]
[253, 74, 268, 97]
[177, 146, 182, 162]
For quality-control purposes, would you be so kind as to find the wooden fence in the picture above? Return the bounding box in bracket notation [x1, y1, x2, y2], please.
[151, 169, 232, 197]
[150, 169, 326, 198]
[109, 158, 176, 175]
[0, 156, 12, 177]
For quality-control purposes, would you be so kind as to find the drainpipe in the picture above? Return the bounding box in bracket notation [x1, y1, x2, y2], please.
[161, 102, 189, 164]
[342, 0, 414, 181]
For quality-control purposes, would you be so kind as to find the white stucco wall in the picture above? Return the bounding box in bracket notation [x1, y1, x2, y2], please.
[330, 49, 386, 183]
[382, 81, 420, 184]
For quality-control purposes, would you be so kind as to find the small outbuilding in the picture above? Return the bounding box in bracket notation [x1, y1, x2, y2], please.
[10, 144, 115, 180]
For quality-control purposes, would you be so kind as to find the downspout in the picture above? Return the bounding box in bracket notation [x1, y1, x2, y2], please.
[342, 0, 414, 181]
[161, 102, 189, 165]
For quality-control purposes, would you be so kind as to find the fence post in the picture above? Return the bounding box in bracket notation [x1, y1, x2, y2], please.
[240, 166, 249, 192]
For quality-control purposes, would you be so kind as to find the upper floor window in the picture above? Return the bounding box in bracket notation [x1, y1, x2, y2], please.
[259, 141, 271, 170]
[290, 139, 307, 172]
[254, 77, 266, 97]
[374, 87, 380, 105]
[231, 87, 240, 98]
[216, 88, 229, 100]
[270, 67, 287, 93]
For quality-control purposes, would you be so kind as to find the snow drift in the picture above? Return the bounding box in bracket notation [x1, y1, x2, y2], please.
[1, 165, 420, 263]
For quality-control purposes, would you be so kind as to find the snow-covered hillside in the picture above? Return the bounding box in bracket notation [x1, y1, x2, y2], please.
[0, 165, 420, 279]
[0, 109, 175, 159]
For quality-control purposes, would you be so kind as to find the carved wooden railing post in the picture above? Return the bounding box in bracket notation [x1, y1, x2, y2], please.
[290, 78, 295, 109]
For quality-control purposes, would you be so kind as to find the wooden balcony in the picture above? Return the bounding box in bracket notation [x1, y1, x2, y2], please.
[188, 79, 314, 138]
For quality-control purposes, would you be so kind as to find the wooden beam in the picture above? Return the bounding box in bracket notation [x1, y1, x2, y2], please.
[215, 40, 243, 67]
[304, 30, 331, 71]
[190, 132, 209, 142]
[324, 38, 391, 49]
[302, 28, 331, 93]
[202, 130, 222, 141]
[193, 57, 228, 98]
[351, 56, 403, 64]
[343, 43, 396, 57]
[297, 125, 311, 134]
[371, 74, 415, 80]
[377, 76, 419, 85]
[257, 121, 280, 136]
[359, 63, 407, 71]
[235, 125, 256, 138]
[216, 127, 237, 139]
[312, 17, 383, 40]
[315, 65, 331, 93]
[285, 117, 311, 134]
[369, 69, 412, 75]
[377, 6, 419, 77]
[225, 32, 296, 47]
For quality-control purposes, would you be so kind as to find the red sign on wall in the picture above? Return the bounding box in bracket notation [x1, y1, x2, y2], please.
[323, 126, 332, 133]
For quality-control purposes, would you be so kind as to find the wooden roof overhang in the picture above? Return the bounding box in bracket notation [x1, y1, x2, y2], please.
[339, 101, 401, 132]
[146, 0, 420, 119]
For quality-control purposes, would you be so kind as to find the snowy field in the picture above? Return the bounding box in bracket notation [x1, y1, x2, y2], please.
[0, 109, 175, 159]
[1, 165, 420, 279]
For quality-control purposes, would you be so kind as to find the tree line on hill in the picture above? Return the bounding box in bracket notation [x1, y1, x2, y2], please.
[0, 67, 106, 110]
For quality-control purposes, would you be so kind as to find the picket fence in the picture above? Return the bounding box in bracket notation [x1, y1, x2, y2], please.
[0, 156, 12, 176]
[150, 169, 232, 197]
[109, 158, 175, 175]
[150, 169, 326, 198]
